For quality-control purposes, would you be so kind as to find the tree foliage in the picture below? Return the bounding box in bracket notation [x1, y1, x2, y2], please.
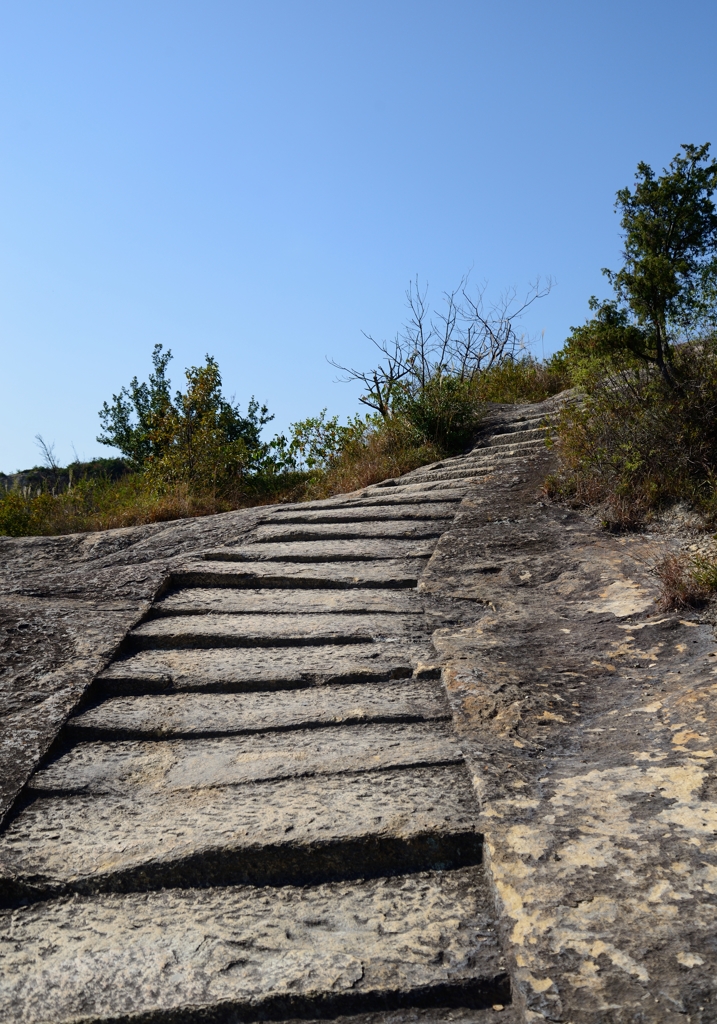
[565, 143, 717, 380]
[97, 345, 273, 489]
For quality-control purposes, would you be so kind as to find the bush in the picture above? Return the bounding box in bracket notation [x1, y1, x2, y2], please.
[546, 337, 717, 527]
[396, 375, 485, 453]
[473, 355, 571, 404]
[654, 551, 717, 610]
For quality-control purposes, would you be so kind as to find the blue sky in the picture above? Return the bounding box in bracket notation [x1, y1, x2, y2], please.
[1, 0, 716, 471]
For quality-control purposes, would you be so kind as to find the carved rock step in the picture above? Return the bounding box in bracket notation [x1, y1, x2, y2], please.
[0, 867, 508, 1024]
[254, 520, 450, 542]
[128, 612, 426, 649]
[404, 442, 547, 482]
[404, 467, 492, 484]
[456, 438, 548, 462]
[204, 539, 437, 563]
[154, 587, 424, 616]
[480, 414, 546, 434]
[172, 558, 429, 589]
[96, 643, 436, 694]
[30, 721, 462, 795]
[0, 765, 481, 900]
[286, 487, 467, 508]
[472, 425, 549, 448]
[265, 502, 461, 523]
[68, 678, 451, 739]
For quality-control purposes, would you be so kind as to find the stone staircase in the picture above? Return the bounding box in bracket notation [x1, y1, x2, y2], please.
[0, 400, 561, 1024]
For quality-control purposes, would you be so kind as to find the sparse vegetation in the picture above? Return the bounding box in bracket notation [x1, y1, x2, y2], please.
[547, 144, 717, 528]
[1, 283, 567, 536]
[654, 550, 717, 611]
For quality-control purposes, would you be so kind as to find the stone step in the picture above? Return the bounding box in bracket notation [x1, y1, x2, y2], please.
[474, 426, 549, 448]
[254, 520, 450, 542]
[154, 587, 424, 616]
[30, 722, 462, 795]
[203, 539, 437, 563]
[128, 612, 426, 650]
[405, 467, 492, 484]
[0, 765, 482, 900]
[0, 867, 509, 1024]
[460, 437, 548, 461]
[473, 414, 547, 437]
[411, 439, 546, 476]
[96, 642, 436, 695]
[265, 502, 460, 523]
[405, 448, 545, 483]
[172, 559, 428, 589]
[355, 484, 468, 499]
[286, 487, 467, 508]
[68, 679, 451, 739]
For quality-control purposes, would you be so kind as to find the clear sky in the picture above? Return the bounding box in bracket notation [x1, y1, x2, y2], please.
[1, 0, 716, 471]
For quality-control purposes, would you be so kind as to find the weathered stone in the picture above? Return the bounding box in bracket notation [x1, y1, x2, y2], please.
[0, 765, 482, 899]
[67, 679, 451, 738]
[426, 449, 717, 1022]
[204, 539, 437, 562]
[15, 391, 715, 1022]
[30, 721, 462, 794]
[254, 521, 450, 542]
[96, 642, 437, 694]
[0, 505, 269, 824]
[266, 502, 461, 523]
[171, 558, 429, 589]
[128, 612, 426, 649]
[154, 586, 424, 615]
[0, 867, 509, 1024]
[287, 487, 467, 508]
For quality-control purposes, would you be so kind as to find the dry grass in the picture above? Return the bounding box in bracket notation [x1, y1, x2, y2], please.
[652, 550, 717, 610]
[2, 356, 568, 537]
[0, 472, 311, 537]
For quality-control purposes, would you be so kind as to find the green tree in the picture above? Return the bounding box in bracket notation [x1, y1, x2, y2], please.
[566, 143, 717, 380]
[97, 344, 173, 468]
[98, 346, 273, 488]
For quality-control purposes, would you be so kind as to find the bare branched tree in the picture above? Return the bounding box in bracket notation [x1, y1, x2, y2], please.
[329, 275, 553, 418]
[34, 434, 59, 470]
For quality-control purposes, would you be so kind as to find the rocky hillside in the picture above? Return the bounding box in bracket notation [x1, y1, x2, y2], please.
[0, 395, 715, 1024]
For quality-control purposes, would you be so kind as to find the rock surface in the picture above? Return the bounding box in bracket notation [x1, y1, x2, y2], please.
[1, 394, 715, 1022]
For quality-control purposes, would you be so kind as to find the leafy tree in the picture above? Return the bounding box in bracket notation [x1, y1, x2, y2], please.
[97, 344, 174, 468]
[98, 346, 273, 488]
[281, 410, 372, 471]
[566, 143, 717, 380]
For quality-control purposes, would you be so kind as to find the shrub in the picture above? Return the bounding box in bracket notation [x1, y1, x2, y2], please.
[547, 337, 717, 527]
[473, 355, 571, 404]
[653, 551, 717, 610]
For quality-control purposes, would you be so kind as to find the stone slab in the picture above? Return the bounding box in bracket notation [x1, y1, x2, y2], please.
[68, 679, 451, 738]
[254, 521, 450, 542]
[428, 451, 717, 1022]
[154, 587, 424, 616]
[128, 612, 426, 649]
[277, 1009, 520, 1024]
[96, 642, 437, 694]
[265, 503, 461, 523]
[0, 765, 482, 899]
[0, 867, 509, 1024]
[204, 539, 437, 563]
[172, 558, 428, 589]
[288, 488, 467, 508]
[30, 721, 462, 794]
